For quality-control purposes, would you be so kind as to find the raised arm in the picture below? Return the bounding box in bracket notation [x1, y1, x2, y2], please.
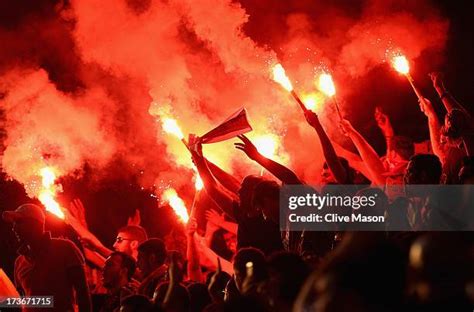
[186, 218, 204, 283]
[206, 159, 241, 194]
[205, 209, 238, 235]
[194, 234, 233, 275]
[234, 134, 302, 185]
[333, 142, 374, 181]
[304, 110, 348, 184]
[192, 145, 239, 218]
[430, 72, 468, 114]
[418, 97, 446, 162]
[340, 119, 386, 186]
[64, 207, 113, 259]
[374, 107, 395, 155]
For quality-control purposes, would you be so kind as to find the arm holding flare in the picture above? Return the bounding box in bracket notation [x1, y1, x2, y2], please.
[305, 110, 348, 184]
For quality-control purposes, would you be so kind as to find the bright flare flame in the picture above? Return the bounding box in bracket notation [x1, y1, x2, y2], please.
[392, 55, 410, 75]
[194, 172, 203, 191]
[272, 64, 293, 92]
[38, 167, 64, 219]
[318, 74, 336, 97]
[254, 135, 278, 158]
[301, 92, 324, 112]
[163, 188, 189, 223]
[162, 118, 184, 140]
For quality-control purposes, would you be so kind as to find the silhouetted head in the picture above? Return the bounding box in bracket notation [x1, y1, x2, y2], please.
[232, 247, 266, 293]
[263, 251, 310, 309]
[388, 136, 414, 162]
[238, 175, 265, 217]
[154, 282, 190, 312]
[442, 109, 469, 140]
[103, 252, 136, 290]
[404, 154, 442, 185]
[187, 283, 212, 312]
[211, 229, 236, 260]
[120, 294, 153, 312]
[137, 238, 167, 277]
[252, 180, 280, 223]
[321, 157, 355, 184]
[3, 204, 45, 244]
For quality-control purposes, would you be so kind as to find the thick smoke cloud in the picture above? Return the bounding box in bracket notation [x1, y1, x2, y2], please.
[0, 0, 449, 199]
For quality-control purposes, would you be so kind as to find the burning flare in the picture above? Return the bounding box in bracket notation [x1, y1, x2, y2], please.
[318, 74, 336, 97]
[38, 167, 65, 219]
[272, 64, 293, 92]
[392, 55, 410, 75]
[301, 92, 323, 112]
[254, 135, 278, 158]
[163, 188, 189, 223]
[162, 118, 184, 140]
[194, 174, 204, 191]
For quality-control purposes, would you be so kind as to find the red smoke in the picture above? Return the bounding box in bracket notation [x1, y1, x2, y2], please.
[0, 0, 449, 202]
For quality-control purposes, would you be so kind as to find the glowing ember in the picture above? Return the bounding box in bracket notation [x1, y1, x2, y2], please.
[318, 73, 336, 97]
[38, 167, 64, 219]
[163, 188, 189, 223]
[272, 64, 293, 92]
[254, 135, 278, 158]
[301, 93, 323, 112]
[392, 55, 410, 74]
[195, 174, 203, 191]
[162, 118, 184, 140]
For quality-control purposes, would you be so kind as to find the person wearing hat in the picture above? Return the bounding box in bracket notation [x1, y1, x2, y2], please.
[3, 204, 91, 311]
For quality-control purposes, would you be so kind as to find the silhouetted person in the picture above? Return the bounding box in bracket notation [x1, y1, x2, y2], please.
[262, 251, 310, 312]
[232, 247, 267, 296]
[2, 204, 91, 312]
[137, 238, 168, 298]
[119, 294, 154, 312]
[100, 251, 136, 312]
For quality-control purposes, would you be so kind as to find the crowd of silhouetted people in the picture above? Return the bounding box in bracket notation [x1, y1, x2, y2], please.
[1, 72, 474, 311]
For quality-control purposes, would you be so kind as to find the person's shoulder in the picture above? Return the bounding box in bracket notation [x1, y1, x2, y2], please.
[50, 237, 82, 253]
[50, 238, 85, 264]
[51, 237, 76, 247]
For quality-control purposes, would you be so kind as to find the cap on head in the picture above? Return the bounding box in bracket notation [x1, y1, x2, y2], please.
[2, 204, 45, 224]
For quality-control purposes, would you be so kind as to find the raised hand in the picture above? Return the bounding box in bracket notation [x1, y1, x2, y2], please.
[190, 140, 204, 166]
[127, 209, 141, 226]
[234, 135, 260, 160]
[168, 251, 182, 284]
[304, 110, 320, 128]
[429, 72, 445, 92]
[208, 257, 225, 302]
[374, 107, 394, 136]
[188, 134, 203, 155]
[418, 97, 435, 117]
[205, 209, 225, 227]
[339, 118, 354, 136]
[69, 198, 87, 228]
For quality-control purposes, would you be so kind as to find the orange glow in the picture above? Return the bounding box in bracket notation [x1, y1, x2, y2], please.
[301, 92, 324, 112]
[253, 135, 278, 158]
[38, 167, 64, 219]
[272, 64, 293, 92]
[392, 55, 410, 75]
[162, 118, 184, 140]
[318, 73, 336, 97]
[194, 169, 203, 190]
[163, 188, 189, 223]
